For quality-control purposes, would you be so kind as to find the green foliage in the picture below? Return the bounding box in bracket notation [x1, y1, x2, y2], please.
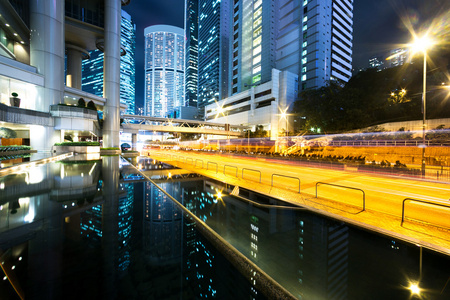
[0, 145, 31, 150]
[78, 98, 86, 107]
[294, 63, 450, 133]
[101, 147, 120, 150]
[180, 132, 200, 141]
[0, 127, 17, 138]
[250, 125, 268, 138]
[54, 142, 100, 146]
[87, 100, 97, 110]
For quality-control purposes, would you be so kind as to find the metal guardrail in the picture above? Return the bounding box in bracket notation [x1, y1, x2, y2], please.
[315, 182, 366, 211]
[271, 174, 300, 193]
[195, 159, 204, 168]
[242, 168, 261, 183]
[327, 139, 450, 147]
[401, 198, 450, 227]
[224, 165, 238, 178]
[207, 161, 218, 173]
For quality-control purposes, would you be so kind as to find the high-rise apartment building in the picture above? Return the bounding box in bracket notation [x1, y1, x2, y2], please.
[301, 0, 353, 90]
[144, 25, 185, 118]
[82, 10, 136, 115]
[197, 0, 231, 118]
[185, 0, 199, 108]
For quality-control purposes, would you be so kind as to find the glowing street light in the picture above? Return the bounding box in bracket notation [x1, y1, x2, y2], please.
[214, 101, 230, 152]
[408, 282, 421, 296]
[409, 34, 435, 177]
[279, 106, 289, 137]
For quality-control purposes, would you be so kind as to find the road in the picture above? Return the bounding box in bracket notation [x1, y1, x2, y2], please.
[145, 149, 450, 253]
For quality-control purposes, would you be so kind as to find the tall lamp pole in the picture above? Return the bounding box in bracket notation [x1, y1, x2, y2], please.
[421, 52, 427, 177]
[410, 34, 434, 178]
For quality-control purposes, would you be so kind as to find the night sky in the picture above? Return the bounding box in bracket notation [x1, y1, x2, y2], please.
[124, 0, 450, 110]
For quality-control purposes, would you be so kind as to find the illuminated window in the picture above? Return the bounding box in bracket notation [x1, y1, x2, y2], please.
[253, 55, 261, 65]
[302, 57, 307, 64]
[302, 74, 307, 81]
[253, 65, 261, 74]
[303, 16, 308, 23]
[253, 35, 262, 47]
[253, 26, 262, 38]
[252, 74, 261, 83]
[253, 45, 261, 56]
[302, 24, 307, 31]
[254, 0, 262, 9]
[253, 16, 262, 28]
[302, 50, 307, 56]
[303, 0, 308, 6]
[253, 7, 262, 19]
[302, 41, 307, 48]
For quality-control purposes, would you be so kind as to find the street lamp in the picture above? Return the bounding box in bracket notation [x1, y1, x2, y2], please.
[409, 34, 434, 177]
[215, 102, 229, 152]
[279, 107, 289, 137]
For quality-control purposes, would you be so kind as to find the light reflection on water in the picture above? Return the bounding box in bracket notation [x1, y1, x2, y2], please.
[0, 156, 449, 299]
[0, 156, 268, 300]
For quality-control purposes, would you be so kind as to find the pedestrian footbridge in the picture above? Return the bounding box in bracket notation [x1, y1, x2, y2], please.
[121, 115, 247, 137]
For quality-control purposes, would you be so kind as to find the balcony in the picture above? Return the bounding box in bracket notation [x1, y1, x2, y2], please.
[50, 104, 98, 120]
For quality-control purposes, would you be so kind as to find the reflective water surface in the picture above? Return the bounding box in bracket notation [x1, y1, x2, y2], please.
[0, 156, 449, 299]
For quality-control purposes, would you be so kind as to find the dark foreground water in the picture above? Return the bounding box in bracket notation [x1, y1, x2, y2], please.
[0, 155, 449, 299]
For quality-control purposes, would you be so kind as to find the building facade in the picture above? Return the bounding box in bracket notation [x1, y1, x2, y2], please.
[185, 0, 199, 108]
[0, 0, 127, 150]
[144, 25, 185, 118]
[205, 69, 298, 138]
[298, 0, 353, 90]
[201, 0, 353, 137]
[197, 0, 231, 119]
[82, 9, 136, 115]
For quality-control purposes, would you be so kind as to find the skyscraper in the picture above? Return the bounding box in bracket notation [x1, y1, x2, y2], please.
[201, 0, 353, 98]
[82, 10, 136, 115]
[120, 10, 137, 115]
[144, 25, 185, 118]
[197, 0, 231, 118]
[185, 0, 199, 108]
[299, 0, 353, 90]
[204, 0, 353, 137]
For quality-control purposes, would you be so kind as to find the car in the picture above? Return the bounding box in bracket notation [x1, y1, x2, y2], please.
[121, 143, 131, 151]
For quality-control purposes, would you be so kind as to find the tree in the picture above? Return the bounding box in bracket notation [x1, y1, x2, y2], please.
[250, 125, 268, 138]
[0, 127, 17, 138]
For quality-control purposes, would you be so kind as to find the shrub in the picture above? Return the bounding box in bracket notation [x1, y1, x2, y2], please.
[87, 100, 97, 111]
[54, 142, 100, 146]
[78, 98, 86, 107]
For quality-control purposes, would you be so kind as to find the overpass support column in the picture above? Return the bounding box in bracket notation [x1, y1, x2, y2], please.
[131, 133, 137, 151]
[66, 44, 90, 89]
[103, 0, 121, 148]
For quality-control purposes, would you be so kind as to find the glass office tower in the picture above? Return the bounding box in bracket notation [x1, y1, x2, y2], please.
[144, 25, 185, 118]
[82, 10, 136, 115]
[185, 0, 199, 108]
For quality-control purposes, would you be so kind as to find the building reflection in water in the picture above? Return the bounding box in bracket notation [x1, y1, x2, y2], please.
[0, 157, 268, 299]
[1, 156, 449, 299]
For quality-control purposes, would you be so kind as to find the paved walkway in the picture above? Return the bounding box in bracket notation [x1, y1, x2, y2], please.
[148, 150, 450, 256]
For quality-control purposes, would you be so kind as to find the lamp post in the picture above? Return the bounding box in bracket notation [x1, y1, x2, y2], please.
[215, 103, 229, 152]
[410, 35, 434, 177]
